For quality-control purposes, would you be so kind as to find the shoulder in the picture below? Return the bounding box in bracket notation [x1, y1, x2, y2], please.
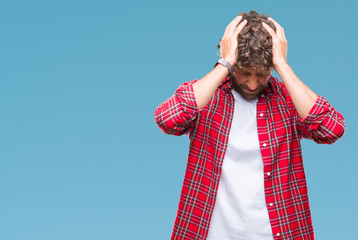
[270, 77, 291, 100]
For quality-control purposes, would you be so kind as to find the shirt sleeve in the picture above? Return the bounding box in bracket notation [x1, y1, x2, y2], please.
[154, 79, 202, 136]
[297, 95, 346, 144]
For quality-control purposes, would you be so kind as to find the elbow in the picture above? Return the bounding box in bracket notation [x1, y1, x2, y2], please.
[153, 105, 188, 136]
[329, 114, 346, 144]
[154, 105, 170, 134]
[314, 118, 346, 144]
[329, 120, 346, 144]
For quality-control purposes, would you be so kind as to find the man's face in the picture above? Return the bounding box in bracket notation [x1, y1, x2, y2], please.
[232, 67, 272, 100]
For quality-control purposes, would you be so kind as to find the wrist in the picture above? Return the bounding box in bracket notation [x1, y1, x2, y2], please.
[274, 61, 290, 73]
[274, 62, 293, 81]
[217, 57, 234, 75]
[215, 63, 230, 75]
[222, 56, 236, 66]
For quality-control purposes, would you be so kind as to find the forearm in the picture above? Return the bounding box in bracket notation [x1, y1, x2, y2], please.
[275, 63, 318, 119]
[193, 64, 229, 109]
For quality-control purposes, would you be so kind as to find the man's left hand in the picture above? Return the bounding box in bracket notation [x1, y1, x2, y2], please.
[262, 18, 288, 69]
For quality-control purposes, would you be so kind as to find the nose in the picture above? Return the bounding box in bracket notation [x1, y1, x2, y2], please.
[247, 78, 259, 90]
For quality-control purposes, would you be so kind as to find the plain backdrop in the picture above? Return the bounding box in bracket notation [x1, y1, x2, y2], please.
[1, 0, 357, 239]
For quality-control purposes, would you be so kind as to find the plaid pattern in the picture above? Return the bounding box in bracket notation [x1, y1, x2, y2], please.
[154, 76, 345, 240]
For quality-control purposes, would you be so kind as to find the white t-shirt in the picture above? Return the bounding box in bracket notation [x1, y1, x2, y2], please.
[206, 89, 273, 240]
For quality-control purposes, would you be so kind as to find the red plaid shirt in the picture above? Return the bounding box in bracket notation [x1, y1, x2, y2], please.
[154, 76, 345, 240]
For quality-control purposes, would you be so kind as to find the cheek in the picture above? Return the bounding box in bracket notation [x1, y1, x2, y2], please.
[260, 76, 270, 86]
[233, 73, 245, 85]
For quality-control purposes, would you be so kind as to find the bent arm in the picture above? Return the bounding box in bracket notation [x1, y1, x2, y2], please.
[297, 95, 345, 144]
[263, 19, 318, 119]
[155, 16, 248, 134]
[275, 63, 318, 119]
[193, 16, 247, 109]
[154, 64, 230, 136]
[193, 64, 229, 109]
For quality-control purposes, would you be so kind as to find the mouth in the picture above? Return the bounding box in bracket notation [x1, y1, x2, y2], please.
[244, 88, 258, 93]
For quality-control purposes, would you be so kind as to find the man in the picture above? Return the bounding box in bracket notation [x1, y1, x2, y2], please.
[154, 11, 345, 240]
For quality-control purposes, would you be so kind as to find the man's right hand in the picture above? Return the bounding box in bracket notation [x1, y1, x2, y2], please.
[220, 16, 247, 66]
[193, 16, 247, 109]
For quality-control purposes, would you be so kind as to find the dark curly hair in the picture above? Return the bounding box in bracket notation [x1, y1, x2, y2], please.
[237, 11, 276, 73]
[217, 11, 276, 73]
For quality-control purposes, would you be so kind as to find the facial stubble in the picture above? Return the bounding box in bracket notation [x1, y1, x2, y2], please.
[230, 76, 266, 101]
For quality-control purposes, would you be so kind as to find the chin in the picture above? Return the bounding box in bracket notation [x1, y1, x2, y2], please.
[236, 88, 260, 100]
[242, 93, 259, 100]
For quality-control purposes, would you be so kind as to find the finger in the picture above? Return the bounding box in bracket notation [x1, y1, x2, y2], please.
[267, 17, 281, 27]
[268, 17, 286, 41]
[226, 16, 243, 34]
[233, 19, 247, 36]
[222, 16, 242, 41]
[223, 16, 240, 39]
[230, 15, 243, 28]
[262, 22, 277, 39]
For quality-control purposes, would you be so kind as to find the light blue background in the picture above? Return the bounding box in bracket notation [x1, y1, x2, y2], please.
[1, 0, 357, 239]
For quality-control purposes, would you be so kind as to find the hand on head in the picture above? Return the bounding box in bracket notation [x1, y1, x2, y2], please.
[220, 16, 247, 65]
[262, 18, 288, 69]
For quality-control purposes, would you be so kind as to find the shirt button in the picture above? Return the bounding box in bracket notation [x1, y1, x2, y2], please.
[267, 172, 271, 176]
[276, 233, 280, 237]
[269, 203, 274, 207]
[261, 94, 265, 98]
[260, 113, 264, 117]
[263, 143, 267, 147]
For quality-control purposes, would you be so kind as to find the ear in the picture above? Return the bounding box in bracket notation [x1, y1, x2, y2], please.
[232, 69, 238, 78]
